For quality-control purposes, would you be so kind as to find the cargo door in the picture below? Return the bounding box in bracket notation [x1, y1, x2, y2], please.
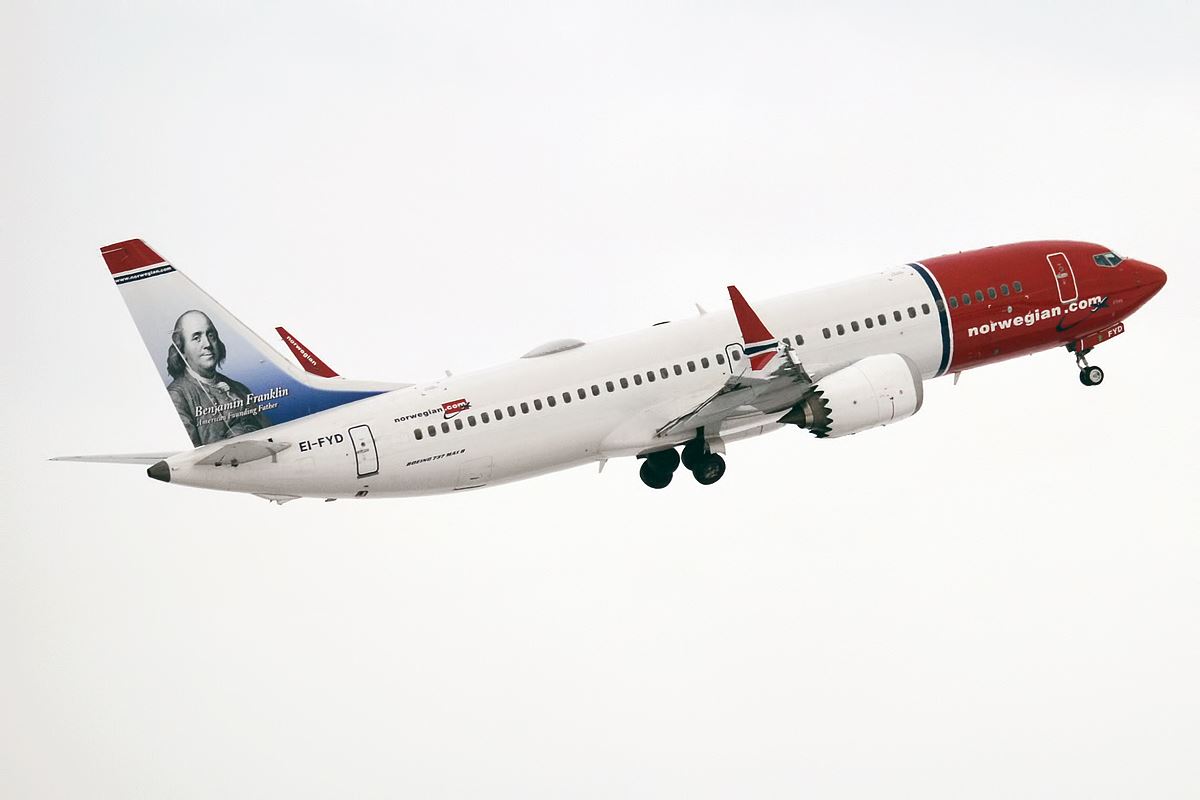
[1047, 252, 1079, 304]
[456, 457, 493, 489]
[348, 424, 379, 477]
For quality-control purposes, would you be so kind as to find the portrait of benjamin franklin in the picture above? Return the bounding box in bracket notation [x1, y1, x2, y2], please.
[166, 310, 269, 446]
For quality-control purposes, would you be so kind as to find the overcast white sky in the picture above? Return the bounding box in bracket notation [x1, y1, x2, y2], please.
[2, 1, 1198, 798]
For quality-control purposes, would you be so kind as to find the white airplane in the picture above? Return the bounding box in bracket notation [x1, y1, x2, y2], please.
[55, 239, 1166, 502]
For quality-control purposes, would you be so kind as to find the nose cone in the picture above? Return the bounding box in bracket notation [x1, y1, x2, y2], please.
[147, 460, 171, 482]
[1132, 259, 1168, 296]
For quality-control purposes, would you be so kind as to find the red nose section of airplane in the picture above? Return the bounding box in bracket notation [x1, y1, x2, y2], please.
[1135, 260, 1167, 292]
[1126, 259, 1168, 306]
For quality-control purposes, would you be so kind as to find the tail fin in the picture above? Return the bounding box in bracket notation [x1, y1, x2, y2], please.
[102, 239, 400, 448]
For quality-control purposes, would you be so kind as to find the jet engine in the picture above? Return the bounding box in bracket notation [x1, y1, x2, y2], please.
[780, 353, 923, 438]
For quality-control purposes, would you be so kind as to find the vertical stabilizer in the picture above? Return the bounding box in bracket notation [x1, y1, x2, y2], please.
[101, 239, 391, 448]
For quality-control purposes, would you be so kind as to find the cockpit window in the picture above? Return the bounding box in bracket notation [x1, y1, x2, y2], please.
[1093, 252, 1124, 268]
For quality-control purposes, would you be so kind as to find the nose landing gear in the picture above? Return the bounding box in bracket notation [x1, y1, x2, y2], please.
[1075, 348, 1104, 387]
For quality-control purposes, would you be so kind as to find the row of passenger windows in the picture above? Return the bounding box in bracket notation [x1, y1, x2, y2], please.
[822, 303, 931, 339]
[947, 281, 1022, 309]
[414, 352, 732, 440]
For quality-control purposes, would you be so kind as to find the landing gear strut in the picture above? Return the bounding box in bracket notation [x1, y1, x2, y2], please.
[1075, 348, 1104, 387]
[683, 431, 726, 486]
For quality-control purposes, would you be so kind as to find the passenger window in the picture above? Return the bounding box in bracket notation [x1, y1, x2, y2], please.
[701, 357, 710, 368]
[633, 374, 642, 386]
[520, 402, 529, 414]
[454, 419, 464, 430]
[893, 310, 902, 321]
[1013, 280, 1023, 292]
[782, 337, 790, 346]
[922, 303, 931, 314]
[481, 413, 490, 424]
[687, 361, 696, 372]
[1000, 284, 1010, 297]
[907, 306, 917, 318]
[508, 405, 516, 416]
[546, 396, 556, 407]
[468, 416, 477, 427]
[865, 317, 874, 329]
[428, 425, 437, 437]
[646, 371, 655, 382]
[562, 392, 571, 403]
[715, 354, 726, 365]
[987, 287, 997, 300]
[534, 399, 543, 410]
[975, 290, 984, 302]
[949, 296, 958, 309]
[414, 428, 423, 440]
[851, 320, 860, 332]
[878, 314, 887, 325]
[495, 408, 503, 419]
[441, 421, 450, 433]
[836, 324, 845, 335]
[606, 381, 615, 392]
[961, 293, 971, 305]
[823, 327, 831, 339]
[620, 377, 629, 389]
[591, 385, 600, 396]
[674, 364, 684, 374]
[731, 351, 741, 362]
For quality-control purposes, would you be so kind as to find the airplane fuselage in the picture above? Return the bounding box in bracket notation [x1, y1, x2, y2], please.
[155, 240, 1166, 500]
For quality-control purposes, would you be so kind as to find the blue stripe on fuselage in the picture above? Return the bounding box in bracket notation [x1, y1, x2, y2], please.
[909, 262, 951, 376]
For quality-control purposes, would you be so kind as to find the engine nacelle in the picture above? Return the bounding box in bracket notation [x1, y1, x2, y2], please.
[780, 353, 923, 438]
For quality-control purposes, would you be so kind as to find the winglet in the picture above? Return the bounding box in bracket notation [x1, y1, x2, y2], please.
[275, 326, 339, 378]
[727, 285, 778, 371]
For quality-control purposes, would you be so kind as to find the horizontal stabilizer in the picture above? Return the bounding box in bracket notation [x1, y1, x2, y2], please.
[51, 452, 179, 465]
[194, 440, 291, 466]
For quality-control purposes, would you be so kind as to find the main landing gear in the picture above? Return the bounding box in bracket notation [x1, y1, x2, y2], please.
[1074, 348, 1105, 387]
[638, 435, 727, 489]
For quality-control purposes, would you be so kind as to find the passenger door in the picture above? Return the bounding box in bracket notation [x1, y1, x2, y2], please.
[1047, 252, 1079, 304]
[348, 424, 379, 477]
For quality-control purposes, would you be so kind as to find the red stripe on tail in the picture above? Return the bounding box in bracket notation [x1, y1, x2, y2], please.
[100, 239, 166, 275]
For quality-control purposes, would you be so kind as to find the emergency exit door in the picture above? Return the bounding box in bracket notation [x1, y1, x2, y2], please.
[348, 425, 379, 477]
[1046, 252, 1079, 304]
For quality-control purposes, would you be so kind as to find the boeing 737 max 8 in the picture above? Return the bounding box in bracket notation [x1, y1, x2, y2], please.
[54, 239, 1167, 502]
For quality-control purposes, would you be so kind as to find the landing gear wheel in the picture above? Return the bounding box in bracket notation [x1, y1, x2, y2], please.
[1079, 366, 1105, 386]
[691, 453, 726, 486]
[646, 448, 680, 474]
[639, 459, 673, 489]
[681, 440, 704, 471]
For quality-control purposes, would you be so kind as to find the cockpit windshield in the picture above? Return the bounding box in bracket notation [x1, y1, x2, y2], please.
[1093, 251, 1124, 268]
